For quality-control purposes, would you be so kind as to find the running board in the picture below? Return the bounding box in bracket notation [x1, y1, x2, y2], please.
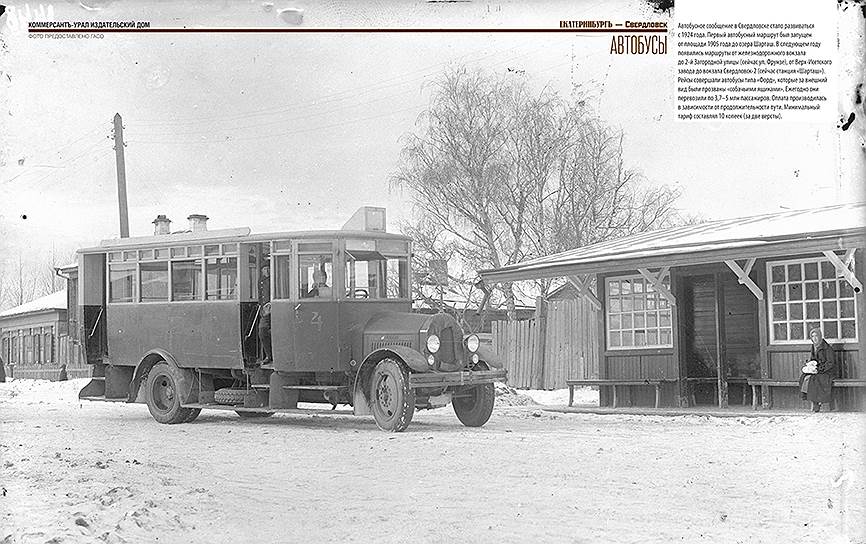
[248, 384, 348, 391]
[181, 403, 354, 415]
[80, 396, 129, 403]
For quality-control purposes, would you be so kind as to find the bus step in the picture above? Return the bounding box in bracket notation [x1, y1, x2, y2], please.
[282, 385, 349, 391]
[80, 396, 128, 403]
[181, 403, 354, 416]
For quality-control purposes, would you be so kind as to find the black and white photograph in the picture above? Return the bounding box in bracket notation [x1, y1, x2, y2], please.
[0, 0, 864, 542]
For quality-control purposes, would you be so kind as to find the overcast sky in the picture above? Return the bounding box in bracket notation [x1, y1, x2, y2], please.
[0, 0, 857, 280]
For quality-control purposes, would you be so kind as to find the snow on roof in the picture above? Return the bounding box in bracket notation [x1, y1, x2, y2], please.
[0, 290, 67, 319]
[481, 202, 866, 282]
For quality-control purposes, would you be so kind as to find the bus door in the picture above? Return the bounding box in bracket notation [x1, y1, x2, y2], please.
[238, 242, 269, 364]
[277, 243, 339, 372]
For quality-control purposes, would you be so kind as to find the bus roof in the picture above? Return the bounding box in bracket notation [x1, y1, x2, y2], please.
[78, 227, 411, 254]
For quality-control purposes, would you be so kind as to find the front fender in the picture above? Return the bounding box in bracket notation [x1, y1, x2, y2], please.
[129, 349, 193, 403]
[352, 346, 428, 416]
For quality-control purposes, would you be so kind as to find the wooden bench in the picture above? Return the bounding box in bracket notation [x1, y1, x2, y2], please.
[747, 378, 866, 410]
[685, 377, 751, 407]
[746, 379, 798, 410]
[566, 379, 674, 409]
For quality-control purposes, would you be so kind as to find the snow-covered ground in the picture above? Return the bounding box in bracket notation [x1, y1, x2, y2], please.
[1, 378, 864, 544]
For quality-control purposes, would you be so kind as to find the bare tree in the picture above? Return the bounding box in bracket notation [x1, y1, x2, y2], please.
[393, 66, 688, 319]
[34, 247, 75, 297]
[7, 255, 36, 308]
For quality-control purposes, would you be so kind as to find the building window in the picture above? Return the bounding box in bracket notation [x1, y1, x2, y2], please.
[172, 260, 202, 301]
[140, 261, 169, 302]
[44, 331, 54, 363]
[606, 274, 673, 349]
[768, 256, 858, 343]
[206, 257, 237, 300]
[109, 264, 136, 303]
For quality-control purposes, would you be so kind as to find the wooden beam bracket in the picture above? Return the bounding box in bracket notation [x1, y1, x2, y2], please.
[567, 274, 602, 311]
[724, 258, 764, 300]
[823, 249, 862, 293]
[636, 267, 676, 306]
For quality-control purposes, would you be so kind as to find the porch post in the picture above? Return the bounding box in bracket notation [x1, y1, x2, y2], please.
[756, 262, 771, 408]
[671, 268, 688, 407]
[715, 273, 728, 408]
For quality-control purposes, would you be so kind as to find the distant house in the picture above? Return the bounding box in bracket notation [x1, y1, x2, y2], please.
[0, 288, 87, 380]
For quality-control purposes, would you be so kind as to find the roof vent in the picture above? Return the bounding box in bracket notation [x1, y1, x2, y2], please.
[341, 206, 386, 232]
[152, 215, 172, 235]
[187, 214, 209, 232]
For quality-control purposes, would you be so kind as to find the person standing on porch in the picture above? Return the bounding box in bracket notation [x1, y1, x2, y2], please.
[799, 327, 836, 412]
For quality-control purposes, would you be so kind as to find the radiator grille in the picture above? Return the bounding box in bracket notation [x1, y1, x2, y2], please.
[371, 339, 413, 350]
[440, 326, 455, 363]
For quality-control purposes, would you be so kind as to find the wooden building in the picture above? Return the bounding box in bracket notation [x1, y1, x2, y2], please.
[479, 203, 865, 410]
[0, 287, 87, 380]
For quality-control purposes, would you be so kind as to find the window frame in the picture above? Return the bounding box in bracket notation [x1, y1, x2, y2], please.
[605, 273, 674, 351]
[139, 260, 170, 303]
[108, 263, 137, 304]
[766, 256, 859, 345]
[298, 245, 335, 301]
[205, 256, 239, 301]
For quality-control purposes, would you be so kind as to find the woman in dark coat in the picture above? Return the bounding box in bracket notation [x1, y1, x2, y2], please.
[799, 328, 836, 412]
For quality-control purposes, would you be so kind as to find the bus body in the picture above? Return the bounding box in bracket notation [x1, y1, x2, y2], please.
[75, 207, 505, 431]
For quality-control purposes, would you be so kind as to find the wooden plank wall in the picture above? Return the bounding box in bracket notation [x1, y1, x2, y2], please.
[770, 348, 860, 379]
[491, 299, 599, 389]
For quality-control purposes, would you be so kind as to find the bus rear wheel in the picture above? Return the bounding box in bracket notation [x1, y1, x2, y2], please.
[453, 383, 495, 427]
[369, 358, 414, 432]
[145, 362, 194, 424]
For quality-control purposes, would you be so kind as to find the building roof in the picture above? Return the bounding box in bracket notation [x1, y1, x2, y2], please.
[0, 290, 67, 319]
[480, 202, 866, 283]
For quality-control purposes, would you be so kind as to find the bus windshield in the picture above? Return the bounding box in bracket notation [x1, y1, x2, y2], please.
[345, 241, 408, 300]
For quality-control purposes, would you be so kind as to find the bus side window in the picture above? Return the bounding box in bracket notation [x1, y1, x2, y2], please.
[274, 255, 292, 299]
[299, 254, 333, 299]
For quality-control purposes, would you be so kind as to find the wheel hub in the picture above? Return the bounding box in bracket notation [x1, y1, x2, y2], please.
[376, 375, 395, 416]
[153, 377, 175, 411]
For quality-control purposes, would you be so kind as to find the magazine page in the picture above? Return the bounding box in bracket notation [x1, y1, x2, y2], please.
[0, 1, 863, 542]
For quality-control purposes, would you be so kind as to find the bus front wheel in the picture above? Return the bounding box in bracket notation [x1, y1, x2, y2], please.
[369, 358, 414, 432]
[145, 362, 194, 424]
[453, 383, 495, 427]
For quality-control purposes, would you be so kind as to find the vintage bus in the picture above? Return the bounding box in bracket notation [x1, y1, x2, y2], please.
[75, 207, 505, 431]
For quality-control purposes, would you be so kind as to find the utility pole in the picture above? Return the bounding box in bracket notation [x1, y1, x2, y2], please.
[112, 113, 130, 238]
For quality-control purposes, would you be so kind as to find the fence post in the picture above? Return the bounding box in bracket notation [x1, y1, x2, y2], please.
[533, 296, 548, 390]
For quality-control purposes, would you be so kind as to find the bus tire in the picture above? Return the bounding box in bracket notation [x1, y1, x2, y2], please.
[184, 409, 202, 423]
[453, 382, 495, 427]
[214, 388, 246, 405]
[145, 362, 194, 424]
[369, 358, 414, 432]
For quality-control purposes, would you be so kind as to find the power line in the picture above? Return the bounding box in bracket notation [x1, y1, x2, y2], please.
[128, 102, 423, 145]
[128, 44, 533, 129]
[8, 140, 110, 189]
[3, 127, 108, 185]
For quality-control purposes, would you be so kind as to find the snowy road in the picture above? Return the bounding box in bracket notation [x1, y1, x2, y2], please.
[1, 379, 864, 544]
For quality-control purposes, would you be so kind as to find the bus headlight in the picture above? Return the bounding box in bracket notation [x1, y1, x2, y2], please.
[426, 334, 440, 354]
[465, 334, 480, 353]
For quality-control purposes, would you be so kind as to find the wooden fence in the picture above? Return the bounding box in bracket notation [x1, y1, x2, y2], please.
[491, 298, 599, 389]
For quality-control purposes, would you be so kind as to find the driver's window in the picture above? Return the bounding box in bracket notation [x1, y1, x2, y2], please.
[345, 256, 378, 299]
[298, 254, 333, 299]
